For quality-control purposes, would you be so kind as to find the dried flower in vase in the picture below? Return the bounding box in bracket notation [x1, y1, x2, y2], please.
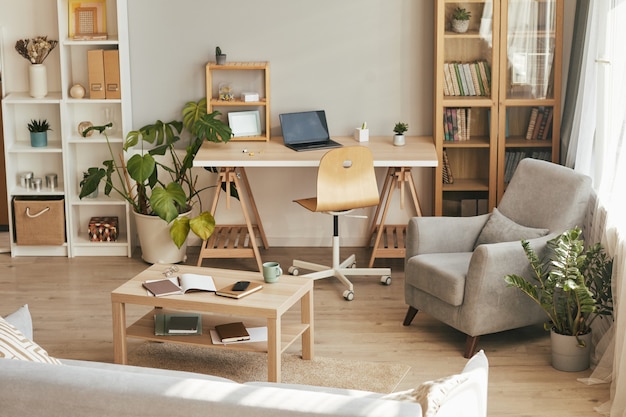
[15, 36, 58, 64]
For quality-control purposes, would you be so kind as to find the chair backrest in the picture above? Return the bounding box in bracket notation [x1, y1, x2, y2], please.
[498, 158, 592, 232]
[314, 146, 380, 212]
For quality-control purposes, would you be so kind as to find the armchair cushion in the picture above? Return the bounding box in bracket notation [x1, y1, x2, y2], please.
[406, 253, 472, 306]
[474, 208, 549, 249]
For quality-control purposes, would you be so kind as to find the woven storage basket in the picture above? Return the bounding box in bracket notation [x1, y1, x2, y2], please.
[13, 197, 65, 245]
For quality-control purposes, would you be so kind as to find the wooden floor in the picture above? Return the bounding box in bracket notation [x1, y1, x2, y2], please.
[0, 245, 609, 417]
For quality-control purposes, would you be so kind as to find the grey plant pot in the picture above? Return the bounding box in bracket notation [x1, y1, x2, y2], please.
[550, 330, 592, 372]
[216, 54, 227, 65]
[451, 19, 470, 33]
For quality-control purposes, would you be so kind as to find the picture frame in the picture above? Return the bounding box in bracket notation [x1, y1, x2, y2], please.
[228, 110, 262, 137]
[68, 0, 108, 40]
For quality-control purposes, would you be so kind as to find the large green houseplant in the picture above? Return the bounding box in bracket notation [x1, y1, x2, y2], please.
[79, 98, 232, 250]
[504, 227, 613, 370]
[504, 227, 613, 339]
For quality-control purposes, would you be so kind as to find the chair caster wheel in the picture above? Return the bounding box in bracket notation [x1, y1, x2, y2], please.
[343, 290, 355, 301]
[288, 266, 299, 276]
[381, 276, 392, 285]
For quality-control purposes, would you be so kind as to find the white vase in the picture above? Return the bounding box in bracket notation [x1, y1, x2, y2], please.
[29, 64, 48, 98]
[133, 211, 189, 264]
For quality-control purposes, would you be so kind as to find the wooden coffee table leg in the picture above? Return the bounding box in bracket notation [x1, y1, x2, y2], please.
[301, 289, 314, 360]
[111, 301, 127, 364]
[267, 317, 281, 382]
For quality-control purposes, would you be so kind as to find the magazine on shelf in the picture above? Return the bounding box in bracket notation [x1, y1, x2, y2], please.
[154, 313, 202, 335]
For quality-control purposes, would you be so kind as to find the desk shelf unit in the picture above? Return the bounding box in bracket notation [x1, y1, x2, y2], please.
[205, 62, 270, 141]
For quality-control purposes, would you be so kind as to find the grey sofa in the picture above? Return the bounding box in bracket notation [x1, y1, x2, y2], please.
[403, 158, 592, 357]
[1, 305, 489, 417]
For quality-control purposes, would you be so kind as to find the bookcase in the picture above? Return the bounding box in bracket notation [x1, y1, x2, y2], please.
[1, 0, 132, 256]
[434, 0, 563, 216]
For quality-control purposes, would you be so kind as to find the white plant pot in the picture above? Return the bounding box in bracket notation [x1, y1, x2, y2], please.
[451, 19, 470, 34]
[29, 64, 48, 98]
[133, 211, 189, 264]
[393, 134, 406, 146]
[550, 330, 592, 372]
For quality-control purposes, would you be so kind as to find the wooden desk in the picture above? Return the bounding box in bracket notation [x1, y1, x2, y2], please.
[193, 136, 437, 269]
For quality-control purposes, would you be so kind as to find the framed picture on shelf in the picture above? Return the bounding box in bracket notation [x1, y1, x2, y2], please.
[228, 111, 261, 137]
[68, 0, 108, 40]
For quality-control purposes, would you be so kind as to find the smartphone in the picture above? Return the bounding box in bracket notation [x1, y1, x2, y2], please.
[232, 281, 250, 291]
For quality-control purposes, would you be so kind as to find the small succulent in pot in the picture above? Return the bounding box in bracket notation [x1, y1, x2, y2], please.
[451, 7, 471, 33]
[27, 119, 51, 133]
[215, 46, 227, 65]
[393, 122, 408, 135]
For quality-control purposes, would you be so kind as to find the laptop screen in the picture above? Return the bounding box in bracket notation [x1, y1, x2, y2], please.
[280, 110, 330, 144]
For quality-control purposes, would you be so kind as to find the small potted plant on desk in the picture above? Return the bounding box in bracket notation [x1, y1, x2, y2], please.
[504, 227, 613, 372]
[28, 119, 51, 147]
[79, 98, 233, 264]
[215, 46, 227, 65]
[393, 122, 408, 146]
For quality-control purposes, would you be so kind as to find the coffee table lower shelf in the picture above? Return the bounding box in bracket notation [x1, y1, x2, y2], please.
[126, 309, 309, 354]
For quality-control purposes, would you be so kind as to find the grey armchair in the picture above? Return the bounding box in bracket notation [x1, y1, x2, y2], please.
[403, 158, 592, 357]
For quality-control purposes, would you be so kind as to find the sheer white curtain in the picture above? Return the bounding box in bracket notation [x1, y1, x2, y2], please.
[566, 1, 626, 416]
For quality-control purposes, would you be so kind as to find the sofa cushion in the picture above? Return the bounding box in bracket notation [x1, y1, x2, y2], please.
[474, 208, 549, 249]
[0, 316, 62, 364]
[4, 304, 33, 340]
[382, 350, 488, 417]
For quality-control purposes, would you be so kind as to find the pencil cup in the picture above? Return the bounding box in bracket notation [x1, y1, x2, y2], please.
[262, 262, 282, 283]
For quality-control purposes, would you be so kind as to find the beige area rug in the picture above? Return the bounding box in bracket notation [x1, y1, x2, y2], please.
[128, 342, 410, 393]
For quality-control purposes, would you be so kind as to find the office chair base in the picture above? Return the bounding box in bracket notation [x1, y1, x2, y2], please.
[290, 238, 391, 301]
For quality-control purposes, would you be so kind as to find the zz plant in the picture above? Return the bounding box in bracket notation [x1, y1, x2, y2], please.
[504, 227, 613, 345]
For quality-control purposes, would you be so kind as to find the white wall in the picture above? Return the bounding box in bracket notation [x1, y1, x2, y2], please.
[126, 0, 435, 246]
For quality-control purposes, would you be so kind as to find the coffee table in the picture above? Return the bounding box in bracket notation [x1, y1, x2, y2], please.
[111, 264, 314, 382]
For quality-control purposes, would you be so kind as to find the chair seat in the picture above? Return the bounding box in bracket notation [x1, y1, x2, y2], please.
[294, 197, 318, 212]
[405, 252, 472, 306]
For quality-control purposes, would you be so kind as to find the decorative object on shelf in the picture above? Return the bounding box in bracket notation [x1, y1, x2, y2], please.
[31, 177, 43, 192]
[45, 173, 58, 190]
[241, 92, 259, 102]
[68, 0, 108, 40]
[354, 121, 369, 142]
[218, 83, 234, 101]
[393, 122, 408, 146]
[27, 119, 51, 147]
[19, 172, 34, 189]
[88, 216, 118, 242]
[228, 110, 261, 137]
[102, 107, 117, 136]
[77, 121, 94, 137]
[504, 227, 613, 372]
[15, 36, 58, 98]
[78, 98, 233, 262]
[69, 83, 86, 99]
[451, 7, 471, 33]
[215, 46, 227, 65]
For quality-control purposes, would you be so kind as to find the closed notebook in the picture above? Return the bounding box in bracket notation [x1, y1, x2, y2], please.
[215, 281, 263, 299]
[142, 279, 183, 297]
[215, 322, 250, 343]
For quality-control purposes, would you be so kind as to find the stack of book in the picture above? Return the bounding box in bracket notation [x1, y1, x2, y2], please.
[525, 107, 554, 140]
[443, 108, 471, 141]
[443, 60, 491, 97]
[504, 151, 552, 183]
[154, 313, 202, 336]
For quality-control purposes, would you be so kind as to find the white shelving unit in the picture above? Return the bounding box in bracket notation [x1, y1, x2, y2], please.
[1, 0, 132, 257]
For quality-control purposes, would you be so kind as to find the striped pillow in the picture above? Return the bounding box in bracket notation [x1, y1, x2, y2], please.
[0, 316, 62, 364]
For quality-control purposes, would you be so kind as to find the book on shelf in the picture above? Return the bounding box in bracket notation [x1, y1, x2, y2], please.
[154, 313, 202, 336]
[214, 322, 250, 343]
[210, 326, 268, 345]
[525, 107, 539, 140]
[442, 150, 454, 184]
[215, 281, 263, 299]
[443, 108, 471, 141]
[143, 273, 217, 297]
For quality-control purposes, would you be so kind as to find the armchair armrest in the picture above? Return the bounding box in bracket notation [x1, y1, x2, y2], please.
[406, 214, 490, 257]
[460, 234, 555, 334]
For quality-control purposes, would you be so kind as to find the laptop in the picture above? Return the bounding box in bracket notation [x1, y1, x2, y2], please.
[279, 110, 342, 152]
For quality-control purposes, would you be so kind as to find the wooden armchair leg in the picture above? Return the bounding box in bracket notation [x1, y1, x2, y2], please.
[403, 306, 419, 326]
[464, 335, 480, 358]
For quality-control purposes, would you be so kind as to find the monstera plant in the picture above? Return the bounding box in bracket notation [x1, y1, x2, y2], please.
[79, 98, 232, 249]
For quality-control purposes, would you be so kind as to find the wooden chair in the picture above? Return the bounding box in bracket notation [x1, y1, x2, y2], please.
[288, 146, 391, 300]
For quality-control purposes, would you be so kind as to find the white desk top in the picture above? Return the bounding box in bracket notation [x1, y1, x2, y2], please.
[194, 135, 438, 168]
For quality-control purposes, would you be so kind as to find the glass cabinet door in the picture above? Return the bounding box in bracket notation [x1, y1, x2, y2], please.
[505, 0, 558, 99]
